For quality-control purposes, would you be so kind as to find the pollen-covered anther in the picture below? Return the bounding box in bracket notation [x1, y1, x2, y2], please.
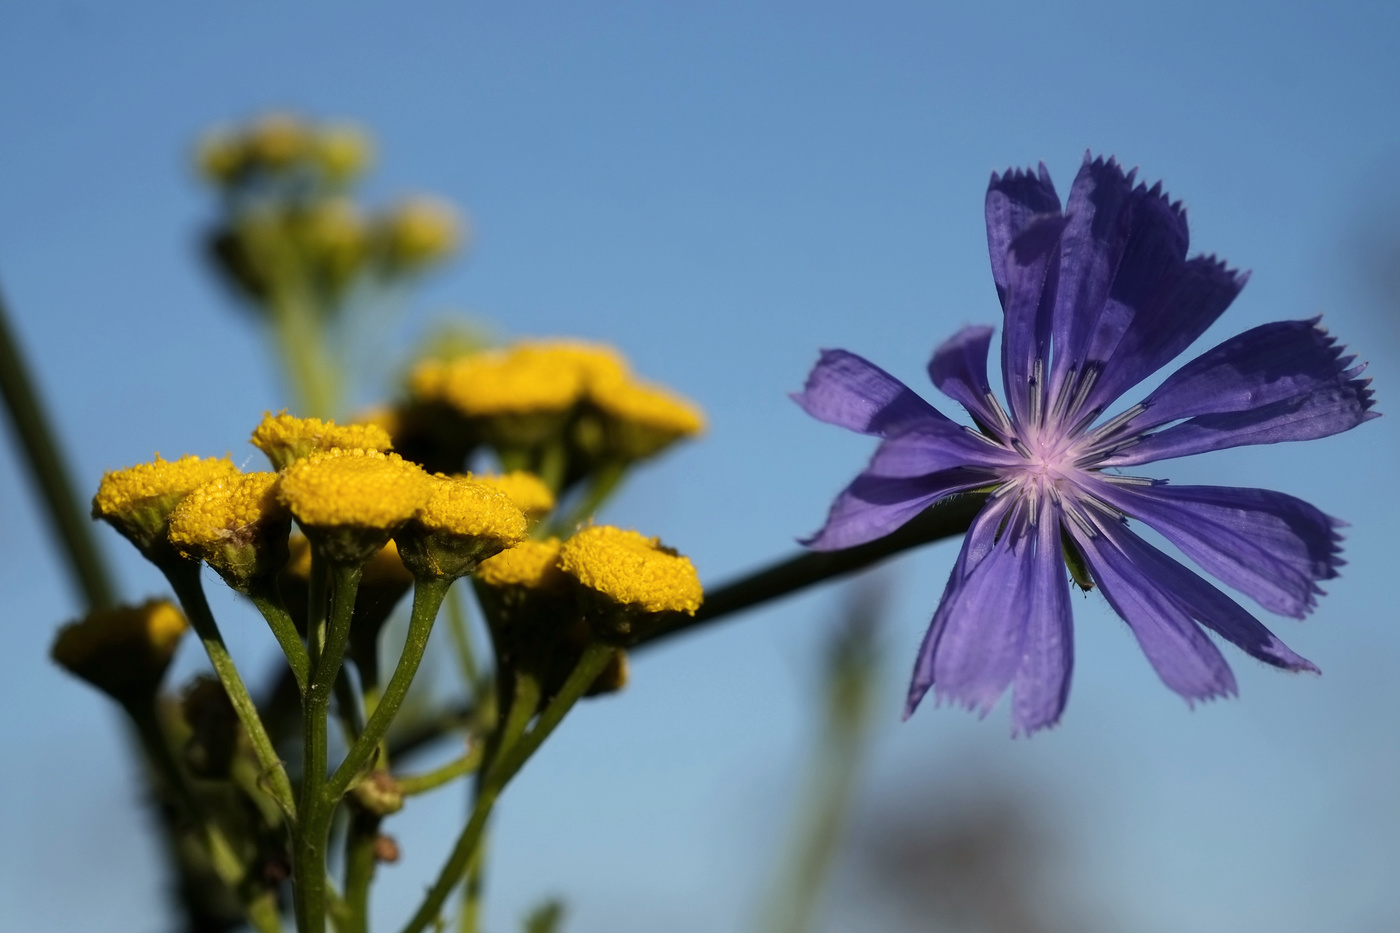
[168, 472, 291, 590]
[92, 455, 241, 554]
[396, 474, 528, 580]
[558, 525, 702, 643]
[278, 448, 429, 564]
[51, 599, 189, 703]
[252, 411, 394, 470]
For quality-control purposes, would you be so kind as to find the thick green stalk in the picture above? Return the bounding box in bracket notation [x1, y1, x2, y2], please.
[328, 576, 451, 802]
[639, 493, 985, 648]
[294, 560, 362, 933]
[161, 559, 297, 817]
[397, 643, 615, 933]
[0, 283, 117, 610]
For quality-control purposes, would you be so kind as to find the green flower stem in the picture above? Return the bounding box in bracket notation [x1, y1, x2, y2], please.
[397, 746, 485, 796]
[0, 283, 117, 610]
[294, 559, 363, 933]
[397, 642, 615, 933]
[342, 808, 381, 933]
[161, 559, 297, 817]
[247, 577, 309, 695]
[638, 493, 986, 649]
[454, 672, 538, 933]
[334, 669, 366, 744]
[125, 700, 249, 903]
[327, 576, 452, 802]
[534, 439, 567, 496]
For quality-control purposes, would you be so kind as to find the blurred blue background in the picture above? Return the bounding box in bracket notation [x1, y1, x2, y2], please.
[2, 2, 1398, 931]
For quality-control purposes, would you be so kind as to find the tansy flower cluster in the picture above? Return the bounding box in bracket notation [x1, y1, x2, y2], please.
[398, 338, 704, 487]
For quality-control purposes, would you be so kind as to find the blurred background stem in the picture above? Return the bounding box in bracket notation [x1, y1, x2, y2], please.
[0, 281, 117, 611]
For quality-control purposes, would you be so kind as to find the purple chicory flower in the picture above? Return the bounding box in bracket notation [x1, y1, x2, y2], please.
[795, 155, 1377, 735]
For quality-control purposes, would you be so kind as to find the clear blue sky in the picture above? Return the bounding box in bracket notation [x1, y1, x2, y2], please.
[2, 3, 1398, 931]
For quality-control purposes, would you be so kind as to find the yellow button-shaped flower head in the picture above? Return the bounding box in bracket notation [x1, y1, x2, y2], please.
[51, 599, 188, 704]
[378, 196, 462, 273]
[467, 471, 556, 524]
[244, 112, 313, 169]
[278, 448, 428, 564]
[477, 537, 567, 591]
[168, 471, 291, 591]
[397, 474, 528, 580]
[313, 123, 374, 183]
[587, 375, 706, 461]
[93, 455, 240, 556]
[559, 525, 702, 643]
[252, 412, 394, 470]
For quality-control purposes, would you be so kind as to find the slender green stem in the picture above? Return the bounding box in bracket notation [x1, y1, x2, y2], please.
[294, 559, 363, 933]
[638, 493, 985, 649]
[161, 559, 297, 816]
[397, 746, 484, 796]
[487, 673, 541, 781]
[0, 282, 117, 610]
[334, 669, 366, 745]
[248, 577, 309, 695]
[534, 440, 567, 495]
[397, 643, 615, 933]
[342, 808, 380, 933]
[328, 576, 452, 802]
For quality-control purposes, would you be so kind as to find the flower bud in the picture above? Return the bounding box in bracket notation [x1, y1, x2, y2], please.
[377, 197, 462, 273]
[350, 770, 404, 816]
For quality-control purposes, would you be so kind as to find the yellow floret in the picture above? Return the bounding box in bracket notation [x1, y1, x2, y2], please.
[558, 526, 702, 615]
[168, 472, 283, 553]
[278, 449, 427, 530]
[252, 412, 394, 469]
[195, 130, 246, 183]
[590, 376, 706, 438]
[477, 537, 565, 589]
[91, 456, 238, 523]
[467, 471, 556, 520]
[417, 475, 528, 544]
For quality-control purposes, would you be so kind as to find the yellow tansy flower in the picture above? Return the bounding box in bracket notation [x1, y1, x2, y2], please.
[279, 448, 427, 530]
[467, 471, 556, 521]
[314, 123, 374, 182]
[252, 412, 394, 470]
[168, 472, 290, 588]
[588, 376, 705, 459]
[51, 599, 188, 702]
[92, 455, 240, 553]
[476, 537, 566, 590]
[396, 475, 527, 580]
[244, 112, 312, 168]
[558, 526, 703, 616]
[379, 196, 462, 271]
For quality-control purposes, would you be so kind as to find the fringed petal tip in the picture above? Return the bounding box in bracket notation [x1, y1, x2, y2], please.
[988, 162, 1059, 210]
